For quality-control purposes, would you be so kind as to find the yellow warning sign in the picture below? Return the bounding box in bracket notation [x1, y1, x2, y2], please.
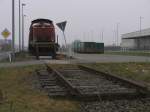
[1, 28, 11, 39]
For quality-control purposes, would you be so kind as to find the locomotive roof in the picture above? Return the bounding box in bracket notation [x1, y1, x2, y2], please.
[32, 19, 53, 24]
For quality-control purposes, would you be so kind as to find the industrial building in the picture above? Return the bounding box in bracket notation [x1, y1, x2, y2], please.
[121, 28, 150, 50]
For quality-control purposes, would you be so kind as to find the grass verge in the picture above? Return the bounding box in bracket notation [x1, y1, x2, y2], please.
[83, 62, 150, 84]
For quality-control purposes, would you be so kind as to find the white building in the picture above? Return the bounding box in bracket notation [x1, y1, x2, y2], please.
[121, 28, 150, 50]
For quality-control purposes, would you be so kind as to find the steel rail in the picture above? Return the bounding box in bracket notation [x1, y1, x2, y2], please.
[45, 64, 150, 101]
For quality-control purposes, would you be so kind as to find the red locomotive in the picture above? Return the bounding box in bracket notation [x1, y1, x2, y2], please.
[28, 19, 59, 59]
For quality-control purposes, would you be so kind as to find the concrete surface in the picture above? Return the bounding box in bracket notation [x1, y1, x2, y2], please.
[73, 53, 150, 63]
[0, 53, 150, 68]
[0, 60, 70, 68]
[0, 52, 10, 61]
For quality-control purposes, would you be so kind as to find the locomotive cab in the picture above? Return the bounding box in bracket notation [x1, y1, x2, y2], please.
[29, 19, 59, 59]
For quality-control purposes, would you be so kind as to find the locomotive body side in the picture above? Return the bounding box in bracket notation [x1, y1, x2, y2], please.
[28, 19, 58, 59]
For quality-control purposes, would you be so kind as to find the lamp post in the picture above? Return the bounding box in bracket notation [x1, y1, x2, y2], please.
[101, 28, 104, 42]
[19, 0, 21, 51]
[139, 16, 144, 35]
[140, 16, 142, 33]
[12, 0, 15, 59]
[116, 23, 119, 46]
[22, 3, 26, 51]
[139, 16, 145, 51]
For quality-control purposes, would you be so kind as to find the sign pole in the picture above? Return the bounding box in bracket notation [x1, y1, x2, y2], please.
[62, 31, 68, 58]
[56, 21, 67, 57]
[63, 31, 67, 48]
[22, 4, 26, 51]
[12, 0, 15, 60]
[19, 0, 21, 51]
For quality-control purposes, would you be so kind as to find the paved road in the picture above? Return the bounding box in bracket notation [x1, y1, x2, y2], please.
[0, 53, 150, 68]
[0, 52, 10, 61]
[0, 60, 71, 68]
[73, 53, 150, 63]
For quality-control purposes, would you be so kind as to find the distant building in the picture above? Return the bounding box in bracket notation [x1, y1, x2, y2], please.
[121, 28, 150, 50]
[104, 45, 121, 51]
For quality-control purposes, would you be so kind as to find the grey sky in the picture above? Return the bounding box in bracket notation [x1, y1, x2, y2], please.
[0, 0, 150, 46]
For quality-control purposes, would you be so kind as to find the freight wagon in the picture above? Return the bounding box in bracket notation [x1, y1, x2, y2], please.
[28, 19, 59, 59]
[74, 42, 104, 53]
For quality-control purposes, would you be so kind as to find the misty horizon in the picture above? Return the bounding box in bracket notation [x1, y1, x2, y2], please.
[0, 0, 150, 46]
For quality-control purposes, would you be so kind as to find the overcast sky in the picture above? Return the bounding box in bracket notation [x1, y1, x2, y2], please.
[0, 0, 150, 46]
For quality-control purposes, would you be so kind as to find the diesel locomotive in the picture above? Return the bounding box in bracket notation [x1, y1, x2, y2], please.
[28, 19, 59, 59]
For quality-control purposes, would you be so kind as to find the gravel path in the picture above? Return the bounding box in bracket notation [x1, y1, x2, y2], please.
[82, 98, 150, 112]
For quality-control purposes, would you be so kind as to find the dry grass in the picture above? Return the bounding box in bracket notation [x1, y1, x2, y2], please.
[0, 65, 79, 112]
[83, 62, 150, 84]
[49, 64, 78, 69]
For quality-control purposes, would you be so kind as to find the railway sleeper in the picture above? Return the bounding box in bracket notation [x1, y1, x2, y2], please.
[42, 83, 57, 87]
[78, 88, 136, 94]
[67, 81, 115, 86]
[47, 89, 66, 92]
[40, 80, 56, 84]
[39, 79, 56, 82]
[44, 85, 66, 89]
[77, 86, 135, 91]
[40, 81, 56, 86]
[48, 92, 67, 97]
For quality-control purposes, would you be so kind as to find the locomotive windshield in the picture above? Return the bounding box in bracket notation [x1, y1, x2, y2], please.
[32, 22, 51, 27]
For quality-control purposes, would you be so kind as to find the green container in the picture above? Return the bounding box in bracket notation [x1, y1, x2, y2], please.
[75, 42, 104, 53]
[73, 40, 81, 52]
[95, 43, 104, 53]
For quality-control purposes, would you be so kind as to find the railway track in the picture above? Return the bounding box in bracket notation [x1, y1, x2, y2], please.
[46, 65, 149, 100]
[36, 69, 68, 97]
[36, 64, 150, 111]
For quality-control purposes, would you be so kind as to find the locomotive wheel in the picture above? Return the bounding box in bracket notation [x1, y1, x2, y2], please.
[35, 45, 39, 60]
[52, 51, 56, 59]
